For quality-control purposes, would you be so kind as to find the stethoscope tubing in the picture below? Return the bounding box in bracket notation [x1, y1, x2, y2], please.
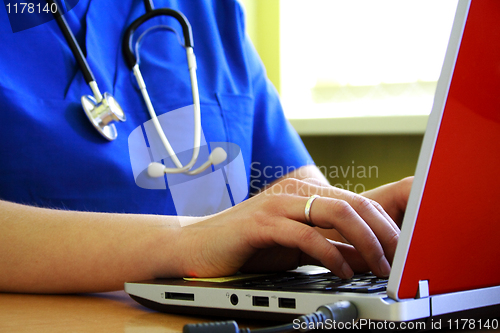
[47, 0, 104, 102]
[132, 56, 202, 174]
[47, 0, 93, 84]
[123, 8, 194, 69]
[124, 7, 202, 173]
[48, 0, 221, 175]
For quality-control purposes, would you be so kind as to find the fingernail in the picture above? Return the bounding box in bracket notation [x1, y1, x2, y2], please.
[341, 262, 353, 279]
[378, 257, 391, 277]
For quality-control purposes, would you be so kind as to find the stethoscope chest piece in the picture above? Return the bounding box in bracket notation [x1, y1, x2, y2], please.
[81, 92, 126, 141]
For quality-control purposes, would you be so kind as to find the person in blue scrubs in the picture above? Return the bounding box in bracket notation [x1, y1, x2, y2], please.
[0, 0, 412, 293]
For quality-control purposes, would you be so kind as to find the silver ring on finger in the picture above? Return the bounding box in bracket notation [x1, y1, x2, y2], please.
[304, 194, 320, 225]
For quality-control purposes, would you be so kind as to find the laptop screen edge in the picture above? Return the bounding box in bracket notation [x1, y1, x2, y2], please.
[386, 0, 471, 301]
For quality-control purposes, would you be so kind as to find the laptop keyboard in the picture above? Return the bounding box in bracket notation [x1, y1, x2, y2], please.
[232, 272, 388, 294]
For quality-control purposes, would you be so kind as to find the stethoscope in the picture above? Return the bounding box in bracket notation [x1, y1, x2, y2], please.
[49, 0, 226, 177]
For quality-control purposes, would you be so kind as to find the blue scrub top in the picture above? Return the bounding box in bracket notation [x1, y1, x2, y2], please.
[0, 0, 312, 215]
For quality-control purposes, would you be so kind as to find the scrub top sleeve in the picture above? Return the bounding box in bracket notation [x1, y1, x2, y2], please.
[250, 75, 315, 192]
[235, 6, 315, 192]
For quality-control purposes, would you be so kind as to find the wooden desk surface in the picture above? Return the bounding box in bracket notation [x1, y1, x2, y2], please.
[0, 291, 215, 332]
[1, 291, 499, 332]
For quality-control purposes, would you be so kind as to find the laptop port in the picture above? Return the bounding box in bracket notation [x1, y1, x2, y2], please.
[230, 294, 239, 305]
[252, 296, 269, 307]
[164, 292, 194, 301]
[278, 297, 296, 309]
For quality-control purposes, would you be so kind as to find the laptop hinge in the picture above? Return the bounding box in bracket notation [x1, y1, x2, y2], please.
[416, 280, 430, 299]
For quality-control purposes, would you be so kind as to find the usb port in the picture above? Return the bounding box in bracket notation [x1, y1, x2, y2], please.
[165, 292, 195, 301]
[252, 296, 269, 307]
[278, 297, 296, 309]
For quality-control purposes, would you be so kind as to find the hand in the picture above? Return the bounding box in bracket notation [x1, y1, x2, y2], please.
[168, 178, 400, 280]
[361, 176, 414, 227]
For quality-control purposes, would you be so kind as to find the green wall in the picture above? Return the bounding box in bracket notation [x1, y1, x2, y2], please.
[301, 135, 424, 192]
[239, 0, 281, 93]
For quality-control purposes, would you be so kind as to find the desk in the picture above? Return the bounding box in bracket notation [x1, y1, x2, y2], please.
[1, 291, 499, 332]
[0, 291, 214, 332]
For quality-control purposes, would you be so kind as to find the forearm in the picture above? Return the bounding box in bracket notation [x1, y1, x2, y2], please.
[0, 200, 204, 293]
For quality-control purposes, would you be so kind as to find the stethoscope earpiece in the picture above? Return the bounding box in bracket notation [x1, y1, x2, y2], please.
[81, 92, 126, 141]
[147, 147, 228, 178]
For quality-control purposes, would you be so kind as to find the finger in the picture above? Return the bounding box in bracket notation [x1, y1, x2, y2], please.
[365, 198, 401, 263]
[284, 182, 400, 266]
[341, 195, 400, 263]
[317, 186, 400, 237]
[328, 240, 371, 273]
[249, 217, 354, 279]
[281, 195, 391, 277]
[264, 179, 397, 275]
[280, 179, 399, 232]
[311, 197, 391, 277]
[367, 198, 400, 233]
[271, 178, 399, 239]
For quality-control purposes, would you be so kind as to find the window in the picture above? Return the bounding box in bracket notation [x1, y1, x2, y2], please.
[280, 0, 458, 120]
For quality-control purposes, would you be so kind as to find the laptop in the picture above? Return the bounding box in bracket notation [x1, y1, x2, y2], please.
[125, 0, 500, 324]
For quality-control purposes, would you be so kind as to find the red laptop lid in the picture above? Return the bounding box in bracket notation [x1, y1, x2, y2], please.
[398, 0, 500, 300]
